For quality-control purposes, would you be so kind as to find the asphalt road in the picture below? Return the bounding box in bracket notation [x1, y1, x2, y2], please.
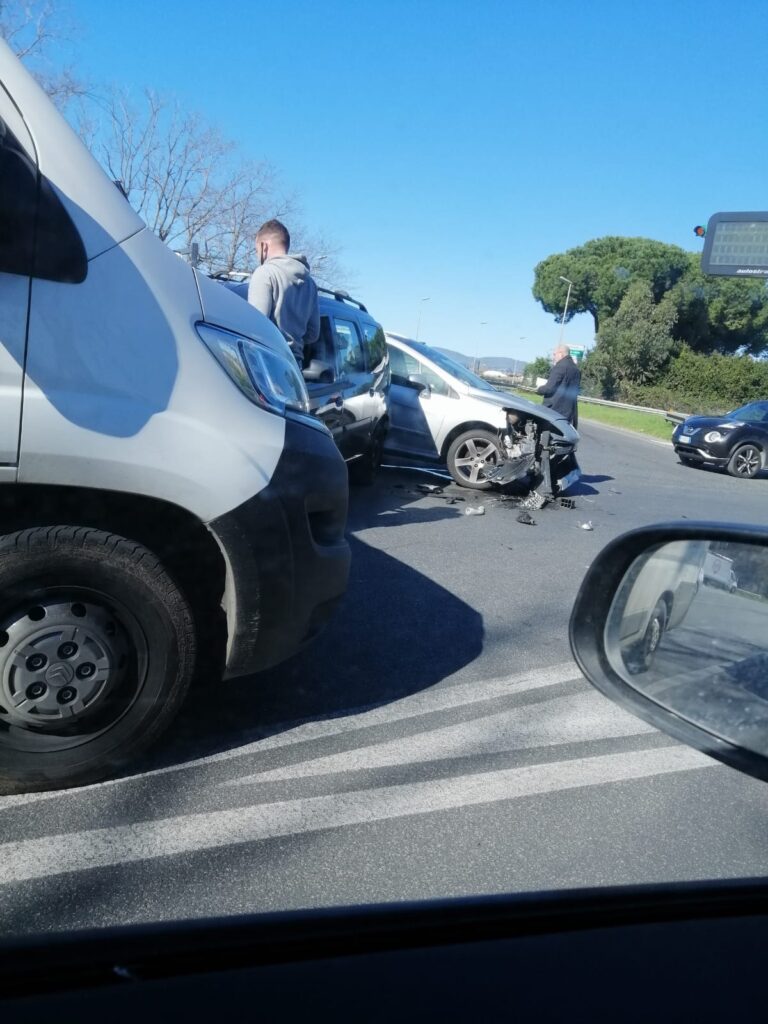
[2, 420, 768, 937]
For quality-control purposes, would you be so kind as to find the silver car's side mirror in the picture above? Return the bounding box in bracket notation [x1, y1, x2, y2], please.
[407, 374, 431, 396]
[570, 522, 768, 781]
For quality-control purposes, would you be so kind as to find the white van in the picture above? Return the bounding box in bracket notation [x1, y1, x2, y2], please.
[0, 41, 350, 792]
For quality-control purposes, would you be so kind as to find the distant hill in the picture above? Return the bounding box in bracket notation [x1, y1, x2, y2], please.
[434, 348, 527, 375]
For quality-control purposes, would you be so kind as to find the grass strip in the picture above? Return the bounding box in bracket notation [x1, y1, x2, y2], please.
[506, 389, 674, 442]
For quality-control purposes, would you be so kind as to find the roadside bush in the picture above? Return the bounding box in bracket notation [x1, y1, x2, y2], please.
[590, 346, 768, 414]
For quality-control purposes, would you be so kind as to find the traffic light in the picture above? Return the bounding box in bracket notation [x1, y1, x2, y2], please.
[693, 225, 706, 237]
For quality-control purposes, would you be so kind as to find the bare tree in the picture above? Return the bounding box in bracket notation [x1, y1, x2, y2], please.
[1, 0, 85, 106]
[88, 87, 348, 285]
[3, 1, 349, 285]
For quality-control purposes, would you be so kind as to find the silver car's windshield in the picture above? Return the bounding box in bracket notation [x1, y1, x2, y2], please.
[391, 337, 497, 391]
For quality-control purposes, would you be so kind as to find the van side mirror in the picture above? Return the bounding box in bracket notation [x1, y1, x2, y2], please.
[570, 522, 768, 782]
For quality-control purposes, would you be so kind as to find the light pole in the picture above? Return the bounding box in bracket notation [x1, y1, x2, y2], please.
[558, 276, 573, 348]
[415, 297, 430, 340]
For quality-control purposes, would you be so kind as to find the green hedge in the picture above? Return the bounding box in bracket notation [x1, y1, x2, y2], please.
[601, 347, 768, 414]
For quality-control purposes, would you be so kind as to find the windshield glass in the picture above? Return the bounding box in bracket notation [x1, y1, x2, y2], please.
[2, 0, 768, 947]
[390, 336, 498, 391]
[728, 403, 768, 423]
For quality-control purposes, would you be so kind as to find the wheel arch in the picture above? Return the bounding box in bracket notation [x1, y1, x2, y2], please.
[0, 484, 227, 671]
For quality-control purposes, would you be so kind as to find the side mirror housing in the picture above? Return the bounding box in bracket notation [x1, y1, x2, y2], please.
[570, 522, 768, 782]
[407, 374, 431, 396]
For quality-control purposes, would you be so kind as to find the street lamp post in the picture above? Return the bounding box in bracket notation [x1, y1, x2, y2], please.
[416, 297, 430, 340]
[558, 276, 573, 348]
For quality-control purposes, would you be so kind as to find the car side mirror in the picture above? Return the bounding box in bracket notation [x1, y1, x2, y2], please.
[570, 522, 768, 781]
[407, 374, 431, 396]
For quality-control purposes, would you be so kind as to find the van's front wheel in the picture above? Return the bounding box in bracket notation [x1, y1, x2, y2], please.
[0, 527, 195, 794]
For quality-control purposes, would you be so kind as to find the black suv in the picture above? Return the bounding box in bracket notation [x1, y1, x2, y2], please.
[673, 400, 768, 478]
[216, 278, 390, 483]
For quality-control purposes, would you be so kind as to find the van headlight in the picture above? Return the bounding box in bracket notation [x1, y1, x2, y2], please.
[196, 322, 309, 415]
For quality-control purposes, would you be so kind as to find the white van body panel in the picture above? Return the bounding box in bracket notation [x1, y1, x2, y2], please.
[20, 227, 286, 522]
[0, 41, 143, 259]
[0, 79, 37, 465]
[195, 270, 291, 356]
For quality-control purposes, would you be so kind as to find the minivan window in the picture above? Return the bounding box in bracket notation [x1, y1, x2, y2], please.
[0, 117, 86, 284]
[334, 318, 366, 374]
[361, 321, 387, 371]
[0, 117, 37, 278]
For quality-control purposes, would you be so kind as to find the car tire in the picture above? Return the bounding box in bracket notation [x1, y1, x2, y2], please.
[727, 443, 762, 479]
[625, 599, 668, 676]
[0, 526, 196, 794]
[446, 429, 502, 490]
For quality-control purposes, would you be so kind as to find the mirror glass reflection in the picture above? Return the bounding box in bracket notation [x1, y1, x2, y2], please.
[606, 540, 768, 755]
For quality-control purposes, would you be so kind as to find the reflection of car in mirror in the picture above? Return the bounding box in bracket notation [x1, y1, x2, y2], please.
[571, 522, 768, 780]
[700, 550, 738, 593]
[606, 540, 708, 675]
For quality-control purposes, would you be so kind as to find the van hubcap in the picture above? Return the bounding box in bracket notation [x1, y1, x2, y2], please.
[0, 599, 128, 730]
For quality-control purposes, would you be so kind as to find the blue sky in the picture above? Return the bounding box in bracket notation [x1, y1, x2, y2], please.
[54, 0, 768, 362]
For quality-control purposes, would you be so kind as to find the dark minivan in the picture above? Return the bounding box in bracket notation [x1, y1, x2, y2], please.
[218, 278, 389, 483]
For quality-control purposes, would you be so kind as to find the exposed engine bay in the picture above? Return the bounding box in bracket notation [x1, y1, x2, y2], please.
[487, 410, 580, 497]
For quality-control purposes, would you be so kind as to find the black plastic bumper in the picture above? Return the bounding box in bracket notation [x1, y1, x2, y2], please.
[209, 417, 350, 677]
[673, 442, 728, 466]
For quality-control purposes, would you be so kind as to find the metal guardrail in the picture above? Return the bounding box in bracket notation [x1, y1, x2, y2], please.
[507, 384, 686, 424]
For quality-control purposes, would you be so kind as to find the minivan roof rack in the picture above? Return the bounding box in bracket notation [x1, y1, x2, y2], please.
[317, 287, 368, 313]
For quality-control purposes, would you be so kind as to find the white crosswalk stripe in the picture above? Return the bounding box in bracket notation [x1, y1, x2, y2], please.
[0, 746, 712, 886]
[227, 690, 656, 786]
[0, 662, 719, 885]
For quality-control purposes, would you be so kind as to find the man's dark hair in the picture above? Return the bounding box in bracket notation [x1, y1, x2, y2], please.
[256, 218, 290, 250]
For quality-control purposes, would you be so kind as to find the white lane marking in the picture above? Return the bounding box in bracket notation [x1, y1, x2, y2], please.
[0, 747, 714, 886]
[227, 690, 655, 786]
[0, 663, 580, 809]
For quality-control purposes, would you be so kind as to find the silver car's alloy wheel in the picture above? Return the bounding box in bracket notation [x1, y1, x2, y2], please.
[452, 437, 500, 485]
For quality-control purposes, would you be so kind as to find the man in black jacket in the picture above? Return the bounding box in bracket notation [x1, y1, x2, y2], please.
[537, 346, 580, 427]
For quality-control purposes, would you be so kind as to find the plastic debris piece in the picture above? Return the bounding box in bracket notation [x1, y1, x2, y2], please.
[465, 506, 486, 516]
[519, 490, 547, 511]
[486, 454, 535, 485]
[448, 497, 466, 504]
[579, 521, 594, 531]
[416, 484, 444, 494]
[516, 511, 536, 525]
[608, 488, 622, 495]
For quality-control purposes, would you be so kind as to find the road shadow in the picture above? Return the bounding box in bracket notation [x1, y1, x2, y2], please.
[147, 531, 485, 769]
[565, 472, 616, 497]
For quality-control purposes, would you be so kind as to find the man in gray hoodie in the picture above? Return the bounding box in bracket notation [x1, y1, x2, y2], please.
[247, 219, 320, 365]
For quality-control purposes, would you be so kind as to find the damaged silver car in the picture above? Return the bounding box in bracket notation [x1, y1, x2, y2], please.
[384, 333, 580, 494]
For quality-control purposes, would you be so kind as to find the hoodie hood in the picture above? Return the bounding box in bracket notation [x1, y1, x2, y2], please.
[266, 253, 312, 279]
